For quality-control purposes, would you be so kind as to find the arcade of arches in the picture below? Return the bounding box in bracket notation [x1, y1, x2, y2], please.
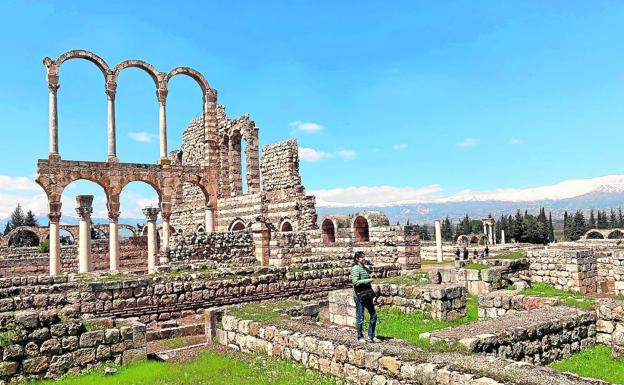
[3, 49, 423, 277]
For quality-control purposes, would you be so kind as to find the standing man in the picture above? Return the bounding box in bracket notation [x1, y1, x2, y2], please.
[351, 251, 379, 343]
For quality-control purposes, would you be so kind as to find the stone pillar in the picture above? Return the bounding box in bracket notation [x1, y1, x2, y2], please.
[229, 134, 243, 196]
[109, 212, 120, 272]
[161, 212, 170, 252]
[106, 81, 118, 162]
[157, 86, 170, 165]
[49, 212, 61, 276]
[205, 206, 214, 233]
[76, 195, 94, 274]
[501, 230, 506, 245]
[143, 207, 160, 274]
[435, 220, 443, 262]
[219, 136, 230, 198]
[490, 224, 496, 245]
[245, 126, 261, 193]
[48, 82, 60, 159]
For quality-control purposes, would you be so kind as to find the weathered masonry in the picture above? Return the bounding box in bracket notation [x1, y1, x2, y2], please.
[34, 50, 421, 276]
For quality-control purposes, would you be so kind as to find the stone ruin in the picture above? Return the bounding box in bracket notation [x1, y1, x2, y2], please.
[1, 49, 624, 385]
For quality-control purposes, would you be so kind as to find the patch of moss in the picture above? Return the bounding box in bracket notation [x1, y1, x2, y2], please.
[464, 263, 489, 271]
[228, 300, 301, 325]
[520, 283, 595, 310]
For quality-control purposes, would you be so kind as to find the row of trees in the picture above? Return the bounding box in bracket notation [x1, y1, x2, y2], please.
[416, 208, 555, 245]
[562, 209, 624, 241]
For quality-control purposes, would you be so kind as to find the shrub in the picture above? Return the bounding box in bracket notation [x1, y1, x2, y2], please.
[38, 239, 50, 253]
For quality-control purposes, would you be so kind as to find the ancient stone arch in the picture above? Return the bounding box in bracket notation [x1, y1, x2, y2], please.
[580, 228, 624, 240]
[608, 229, 624, 239]
[353, 216, 370, 243]
[112, 60, 161, 87]
[229, 219, 247, 232]
[3, 227, 42, 247]
[280, 219, 293, 232]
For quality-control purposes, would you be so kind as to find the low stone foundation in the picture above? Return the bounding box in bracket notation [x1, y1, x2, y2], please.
[0, 310, 146, 383]
[329, 283, 466, 327]
[429, 259, 529, 295]
[477, 290, 559, 319]
[426, 306, 596, 365]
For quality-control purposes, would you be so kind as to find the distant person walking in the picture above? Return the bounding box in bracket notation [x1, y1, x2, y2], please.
[463, 247, 469, 260]
[484, 245, 490, 258]
[454, 248, 461, 259]
[351, 251, 379, 344]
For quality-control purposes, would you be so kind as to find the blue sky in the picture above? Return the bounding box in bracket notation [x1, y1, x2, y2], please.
[0, 1, 623, 218]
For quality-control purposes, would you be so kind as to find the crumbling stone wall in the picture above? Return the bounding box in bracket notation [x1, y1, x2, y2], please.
[427, 306, 596, 365]
[477, 290, 560, 319]
[0, 238, 148, 277]
[0, 264, 401, 325]
[329, 283, 466, 327]
[0, 310, 146, 383]
[166, 231, 255, 266]
[429, 259, 529, 295]
[528, 249, 597, 294]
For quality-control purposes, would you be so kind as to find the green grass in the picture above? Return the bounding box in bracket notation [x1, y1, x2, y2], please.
[159, 337, 188, 350]
[375, 271, 429, 286]
[520, 283, 595, 310]
[617, 293, 624, 301]
[420, 260, 452, 266]
[26, 349, 338, 385]
[491, 251, 525, 260]
[228, 300, 301, 325]
[550, 345, 624, 384]
[373, 295, 478, 350]
[464, 263, 489, 271]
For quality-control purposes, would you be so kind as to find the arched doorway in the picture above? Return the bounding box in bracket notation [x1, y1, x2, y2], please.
[322, 219, 336, 244]
[354, 216, 369, 243]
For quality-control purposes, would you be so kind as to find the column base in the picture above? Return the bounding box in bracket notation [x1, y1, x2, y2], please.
[157, 157, 171, 165]
[48, 153, 61, 162]
[107, 155, 119, 163]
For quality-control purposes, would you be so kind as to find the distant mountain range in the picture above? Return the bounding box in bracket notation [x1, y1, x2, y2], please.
[315, 175, 624, 224]
[2, 175, 624, 231]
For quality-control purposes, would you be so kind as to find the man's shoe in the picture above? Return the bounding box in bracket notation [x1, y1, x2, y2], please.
[357, 337, 367, 344]
[368, 337, 381, 343]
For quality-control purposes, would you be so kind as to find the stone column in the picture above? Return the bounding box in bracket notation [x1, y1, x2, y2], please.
[48, 82, 60, 159]
[157, 86, 170, 164]
[143, 208, 160, 274]
[229, 134, 243, 196]
[490, 224, 496, 245]
[219, 136, 230, 198]
[106, 80, 118, 162]
[435, 220, 443, 262]
[76, 195, 94, 274]
[161, 212, 170, 252]
[49, 212, 61, 276]
[109, 212, 120, 272]
[501, 230, 506, 245]
[205, 206, 214, 233]
[245, 126, 261, 193]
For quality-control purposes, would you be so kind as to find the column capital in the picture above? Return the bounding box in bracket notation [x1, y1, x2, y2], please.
[48, 212, 61, 224]
[142, 207, 160, 222]
[48, 82, 60, 93]
[161, 211, 171, 221]
[75, 206, 93, 220]
[108, 211, 120, 222]
[157, 87, 168, 104]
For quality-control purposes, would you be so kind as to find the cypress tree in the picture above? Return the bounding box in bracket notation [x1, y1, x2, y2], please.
[589, 210, 596, 229]
[548, 212, 555, 242]
[610, 209, 618, 229]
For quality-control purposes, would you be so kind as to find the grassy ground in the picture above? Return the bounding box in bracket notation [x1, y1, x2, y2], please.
[464, 263, 489, 271]
[227, 300, 301, 325]
[372, 295, 478, 350]
[550, 345, 624, 384]
[420, 260, 452, 266]
[26, 349, 338, 385]
[375, 271, 430, 286]
[520, 283, 595, 310]
[491, 251, 525, 260]
[159, 337, 188, 350]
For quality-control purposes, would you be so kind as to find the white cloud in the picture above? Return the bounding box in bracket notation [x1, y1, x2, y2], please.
[371, 148, 380, 153]
[128, 131, 158, 143]
[310, 185, 443, 207]
[456, 138, 477, 147]
[337, 149, 356, 160]
[298, 147, 331, 162]
[0, 176, 41, 191]
[289, 121, 323, 134]
[298, 147, 357, 162]
[509, 138, 522, 145]
[392, 144, 408, 151]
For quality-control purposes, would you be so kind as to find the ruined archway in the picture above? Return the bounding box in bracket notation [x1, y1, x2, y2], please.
[353, 216, 370, 243]
[608, 229, 624, 239]
[586, 230, 605, 239]
[230, 219, 247, 232]
[322, 219, 336, 244]
[280, 221, 293, 232]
